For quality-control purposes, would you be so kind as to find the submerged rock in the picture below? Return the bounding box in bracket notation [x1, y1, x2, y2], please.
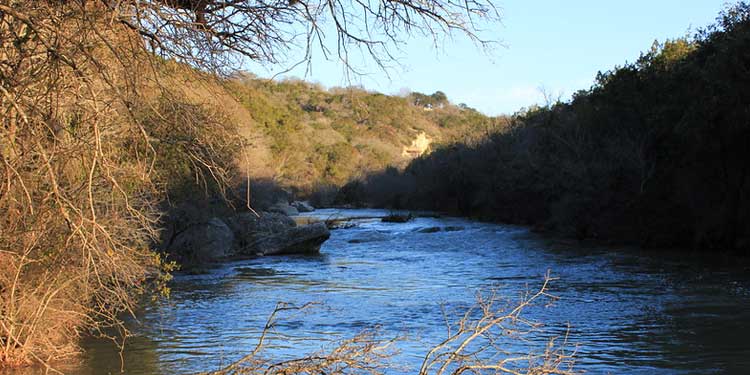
[324, 218, 359, 230]
[415, 225, 465, 234]
[348, 231, 389, 243]
[381, 213, 413, 223]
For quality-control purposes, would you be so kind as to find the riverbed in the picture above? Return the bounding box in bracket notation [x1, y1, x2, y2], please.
[43, 209, 750, 374]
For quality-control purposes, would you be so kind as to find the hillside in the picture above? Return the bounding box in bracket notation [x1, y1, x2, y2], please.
[144, 63, 504, 208]
[223, 75, 502, 191]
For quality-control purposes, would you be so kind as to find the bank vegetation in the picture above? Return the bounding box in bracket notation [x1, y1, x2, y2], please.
[339, 3, 750, 254]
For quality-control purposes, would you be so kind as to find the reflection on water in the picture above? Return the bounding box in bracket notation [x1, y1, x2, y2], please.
[28, 209, 750, 374]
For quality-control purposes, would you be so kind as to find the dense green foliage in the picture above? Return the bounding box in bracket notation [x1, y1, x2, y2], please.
[348, 4, 750, 253]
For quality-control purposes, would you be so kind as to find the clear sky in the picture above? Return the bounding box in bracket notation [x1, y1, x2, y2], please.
[246, 1, 728, 116]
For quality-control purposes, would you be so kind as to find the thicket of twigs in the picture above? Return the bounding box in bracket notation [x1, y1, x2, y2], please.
[199, 274, 576, 375]
[1, 0, 500, 370]
[0, 2, 236, 369]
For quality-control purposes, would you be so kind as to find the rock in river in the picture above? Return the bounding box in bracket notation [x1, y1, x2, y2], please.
[226, 212, 296, 238]
[170, 217, 235, 261]
[416, 225, 465, 233]
[268, 202, 300, 216]
[242, 222, 330, 256]
[228, 212, 330, 256]
[291, 200, 315, 212]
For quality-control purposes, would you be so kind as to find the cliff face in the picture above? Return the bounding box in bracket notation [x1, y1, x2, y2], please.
[402, 132, 433, 157]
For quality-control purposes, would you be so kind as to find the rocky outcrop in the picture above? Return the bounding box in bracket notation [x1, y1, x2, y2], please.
[291, 200, 315, 212]
[167, 211, 330, 264]
[239, 222, 330, 256]
[170, 218, 235, 262]
[226, 212, 296, 238]
[227, 212, 330, 256]
[402, 132, 432, 158]
[268, 202, 299, 216]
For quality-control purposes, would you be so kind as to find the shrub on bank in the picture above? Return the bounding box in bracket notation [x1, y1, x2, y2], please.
[0, 3, 240, 367]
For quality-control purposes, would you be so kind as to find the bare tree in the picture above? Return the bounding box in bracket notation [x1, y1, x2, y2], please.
[0, 1, 236, 369]
[110, 0, 500, 73]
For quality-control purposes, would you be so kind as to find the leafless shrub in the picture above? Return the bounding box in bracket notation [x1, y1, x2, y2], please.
[0, 1, 236, 369]
[418, 273, 576, 375]
[195, 302, 396, 375]
[198, 274, 576, 375]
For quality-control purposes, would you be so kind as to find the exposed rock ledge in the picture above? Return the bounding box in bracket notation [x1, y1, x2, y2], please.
[402, 132, 432, 158]
[227, 212, 330, 256]
[238, 221, 330, 256]
[168, 211, 330, 263]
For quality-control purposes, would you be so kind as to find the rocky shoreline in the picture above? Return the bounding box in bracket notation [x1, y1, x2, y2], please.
[164, 201, 330, 266]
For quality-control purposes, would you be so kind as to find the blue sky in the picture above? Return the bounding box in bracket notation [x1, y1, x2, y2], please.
[246, 1, 728, 116]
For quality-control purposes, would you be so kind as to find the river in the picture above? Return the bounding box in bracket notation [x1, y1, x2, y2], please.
[38, 209, 750, 374]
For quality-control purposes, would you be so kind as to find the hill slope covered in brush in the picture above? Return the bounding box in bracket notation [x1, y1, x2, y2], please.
[222, 75, 503, 192]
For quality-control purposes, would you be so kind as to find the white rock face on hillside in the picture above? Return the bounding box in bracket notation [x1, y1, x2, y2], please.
[402, 132, 432, 158]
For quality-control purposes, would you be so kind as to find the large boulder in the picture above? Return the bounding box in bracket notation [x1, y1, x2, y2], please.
[227, 211, 295, 233]
[291, 200, 315, 213]
[169, 218, 235, 262]
[268, 202, 299, 216]
[227, 212, 330, 256]
[240, 222, 331, 256]
[226, 212, 295, 246]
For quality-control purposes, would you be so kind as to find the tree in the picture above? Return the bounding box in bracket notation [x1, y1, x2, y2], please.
[95, 0, 500, 72]
[431, 90, 448, 103]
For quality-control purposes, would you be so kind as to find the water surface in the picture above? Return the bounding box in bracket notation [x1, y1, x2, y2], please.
[56, 209, 750, 374]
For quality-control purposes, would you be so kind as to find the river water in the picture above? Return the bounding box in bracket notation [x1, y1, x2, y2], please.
[47, 209, 750, 374]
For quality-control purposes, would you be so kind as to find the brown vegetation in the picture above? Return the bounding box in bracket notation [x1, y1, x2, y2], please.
[0, 2, 235, 369]
[1, 0, 503, 369]
[225, 77, 505, 196]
